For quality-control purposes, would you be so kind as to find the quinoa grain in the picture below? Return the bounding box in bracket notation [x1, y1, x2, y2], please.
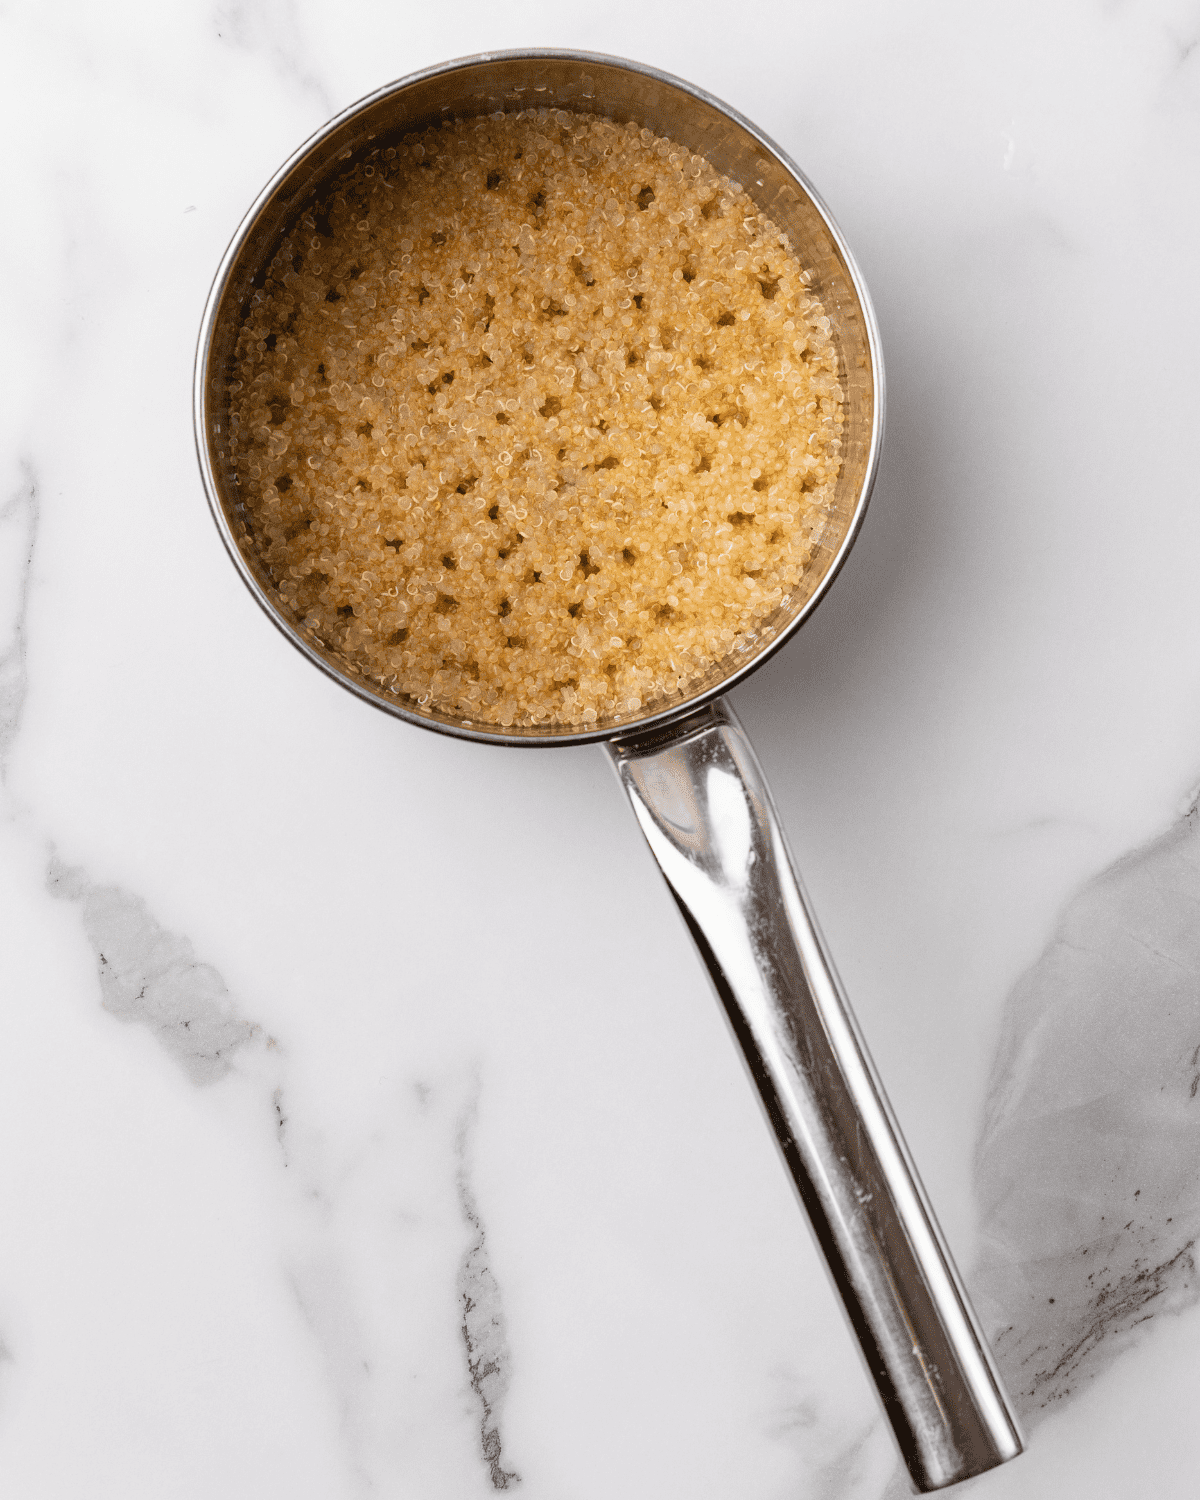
[229, 110, 844, 728]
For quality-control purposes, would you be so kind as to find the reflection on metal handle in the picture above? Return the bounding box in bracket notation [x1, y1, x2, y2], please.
[608, 700, 1022, 1493]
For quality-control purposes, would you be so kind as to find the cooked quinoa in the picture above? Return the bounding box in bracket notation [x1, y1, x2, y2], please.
[228, 109, 844, 728]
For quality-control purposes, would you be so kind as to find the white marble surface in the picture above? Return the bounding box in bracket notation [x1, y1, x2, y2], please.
[3, 2, 1200, 1495]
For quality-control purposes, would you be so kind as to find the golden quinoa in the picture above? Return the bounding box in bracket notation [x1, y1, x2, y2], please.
[229, 109, 844, 728]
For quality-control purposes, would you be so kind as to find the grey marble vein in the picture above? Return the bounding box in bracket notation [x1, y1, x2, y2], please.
[213, 0, 335, 116]
[0, 463, 38, 777]
[973, 798, 1200, 1421]
[806, 1420, 880, 1500]
[456, 1089, 520, 1490]
[1169, 27, 1198, 66]
[46, 857, 260, 1085]
[285, 1255, 374, 1495]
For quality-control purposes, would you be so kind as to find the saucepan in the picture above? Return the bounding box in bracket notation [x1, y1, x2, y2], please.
[194, 49, 1022, 1492]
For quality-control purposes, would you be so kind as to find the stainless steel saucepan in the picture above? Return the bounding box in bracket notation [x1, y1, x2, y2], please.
[194, 50, 1022, 1492]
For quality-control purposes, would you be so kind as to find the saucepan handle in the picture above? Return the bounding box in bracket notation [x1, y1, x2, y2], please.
[607, 699, 1022, 1493]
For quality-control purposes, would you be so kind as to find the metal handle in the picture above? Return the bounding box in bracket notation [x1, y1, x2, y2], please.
[607, 700, 1022, 1492]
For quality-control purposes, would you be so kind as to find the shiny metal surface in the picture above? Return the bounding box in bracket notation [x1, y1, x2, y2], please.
[195, 50, 1021, 1489]
[610, 702, 1023, 1491]
[194, 48, 882, 748]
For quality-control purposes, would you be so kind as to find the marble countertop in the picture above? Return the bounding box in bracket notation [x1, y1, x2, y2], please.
[3, 3, 1199, 1496]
